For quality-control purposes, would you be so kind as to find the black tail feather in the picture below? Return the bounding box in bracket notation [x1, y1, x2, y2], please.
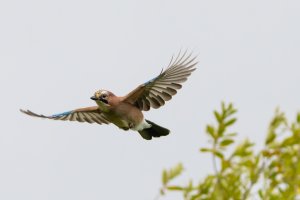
[138, 120, 170, 140]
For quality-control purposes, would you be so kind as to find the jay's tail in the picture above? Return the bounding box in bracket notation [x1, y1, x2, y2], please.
[138, 120, 170, 140]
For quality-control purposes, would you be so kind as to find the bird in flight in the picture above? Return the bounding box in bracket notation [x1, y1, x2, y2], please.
[20, 51, 197, 140]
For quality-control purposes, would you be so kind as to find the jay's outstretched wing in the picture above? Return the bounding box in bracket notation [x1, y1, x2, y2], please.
[20, 106, 110, 124]
[122, 51, 197, 111]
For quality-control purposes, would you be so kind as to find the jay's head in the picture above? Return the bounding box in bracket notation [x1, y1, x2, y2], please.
[91, 90, 114, 106]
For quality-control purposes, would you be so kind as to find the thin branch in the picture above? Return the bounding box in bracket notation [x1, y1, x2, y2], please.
[212, 142, 229, 198]
[242, 157, 266, 200]
[212, 143, 219, 175]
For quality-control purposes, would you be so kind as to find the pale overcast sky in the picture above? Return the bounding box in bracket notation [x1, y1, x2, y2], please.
[0, 0, 299, 200]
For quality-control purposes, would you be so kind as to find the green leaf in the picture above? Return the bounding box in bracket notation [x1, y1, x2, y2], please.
[183, 180, 194, 197]
[281, 137, 295, 147]
[225, 118, 237, 127]
[162, 170, 168, 185]
[166, 186, 183, 191]
[162, 163, 184, 186]
[200, 148, 213, 153]
[206, 125, 216, 139]
[214, 111, 222, 123]
[258, 190, 264, 198]
[297, 113, 300, 123]
[220, 139, 234, 147]
[228, 108, 237, 116]
[221, 102, 226, 113]
[226, 132, 237, 137]
[233, 139, 254, 157]
[190, 193, 202, 200]
[214, 150, 224, 159]
[269, 109, 286, 128]
[221, 159, 231, 170]
[266, 131, 276, 145]
[198, 175, 214, 194]
[169, 163, 184, 180]
[217, 123, 225, 137]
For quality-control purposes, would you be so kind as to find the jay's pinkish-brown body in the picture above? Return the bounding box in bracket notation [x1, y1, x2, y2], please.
[20, 51, 197, 140]
[94, 90, 147, 131]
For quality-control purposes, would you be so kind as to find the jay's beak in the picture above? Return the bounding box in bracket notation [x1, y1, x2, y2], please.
[90, 96, 98, 100]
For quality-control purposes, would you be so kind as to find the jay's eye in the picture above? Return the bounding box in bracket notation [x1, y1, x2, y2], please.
[101, 94, 107, 99]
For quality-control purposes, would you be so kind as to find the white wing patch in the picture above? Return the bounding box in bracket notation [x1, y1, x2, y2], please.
[132, 119, 151, 131]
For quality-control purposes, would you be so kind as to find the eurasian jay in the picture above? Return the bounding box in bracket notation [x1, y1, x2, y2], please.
[20, 51, 197, 140]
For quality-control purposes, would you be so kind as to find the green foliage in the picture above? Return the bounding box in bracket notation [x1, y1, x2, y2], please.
[162, 163, 184, 186]
[157, 102, 300, 200]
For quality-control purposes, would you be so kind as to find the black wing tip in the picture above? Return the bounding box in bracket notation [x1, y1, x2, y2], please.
[20, 109, 49, 118]
[20, 109, 31, 115]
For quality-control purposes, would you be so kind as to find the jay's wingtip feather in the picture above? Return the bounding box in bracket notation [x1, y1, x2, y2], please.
[20, 109, 41, 118]
[20, 108, 74, 118]
[20, 109, 28, 116]
[20, 109, 32, 116]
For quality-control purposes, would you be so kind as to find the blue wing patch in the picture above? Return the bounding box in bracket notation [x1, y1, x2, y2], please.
[144, 77, 157, 85]
[51, 110, 73, 118]
[143, 68, 163, 85]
